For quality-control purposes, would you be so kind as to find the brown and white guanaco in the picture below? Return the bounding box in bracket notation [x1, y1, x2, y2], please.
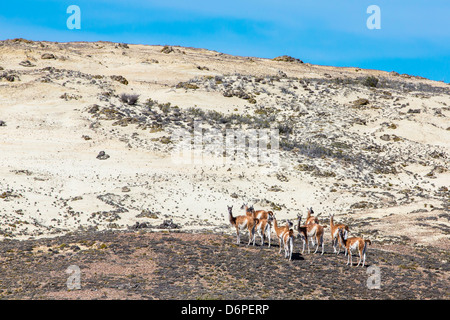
[329, 213, 349, 255]
[272, 214, 294, 260]
[306, 207, 321, 225]
[228, 205, 258, 246]
[338, 228, 371, 267]
[298, 213, 326, 255]
[254, 214, 273, 247]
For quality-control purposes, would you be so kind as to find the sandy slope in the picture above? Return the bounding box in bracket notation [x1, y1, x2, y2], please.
[0, 39, 448, 252]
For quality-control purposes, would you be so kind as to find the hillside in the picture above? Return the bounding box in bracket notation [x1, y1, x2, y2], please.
[0, 39, 448, 299]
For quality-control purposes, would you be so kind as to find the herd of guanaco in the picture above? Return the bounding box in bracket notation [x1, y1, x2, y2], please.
[227, 204, 371, 267]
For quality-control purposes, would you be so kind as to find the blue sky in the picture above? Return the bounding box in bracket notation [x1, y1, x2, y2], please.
[1, 0, 449, 82]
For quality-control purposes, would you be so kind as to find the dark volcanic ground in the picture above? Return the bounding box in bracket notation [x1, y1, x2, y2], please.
[0, 230, 448, 300]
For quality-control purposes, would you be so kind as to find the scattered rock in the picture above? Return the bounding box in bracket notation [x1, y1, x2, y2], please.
[268, 185, 283, 192]
[110, 75, 128, 85]
[176, 82, 199, 90]
[130, 222, 150, 229]
[136, 210, 159, 219]
[0, 120, 6, 127]
[117, 43, 129, 49]
[1, 74, 16, 82]
[272, 55, 303, 63]
[120, 93, 139, 105]
[161, 45, 174, 54]
[60, 92, 82, 100]
[19, 60, 35, 67]
[158, 219, 180, 229]
[96, 151, 110, 160]
[88, 104, 100, 114]
[353, 98, 370, 106]
[350, 201, 375, 209]
[41, 53, 56, 59]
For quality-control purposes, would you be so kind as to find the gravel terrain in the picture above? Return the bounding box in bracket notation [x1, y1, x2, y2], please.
[0, 229, 448, 300]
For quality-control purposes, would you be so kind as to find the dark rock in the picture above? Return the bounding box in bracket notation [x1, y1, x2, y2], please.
[41, 53, 56, 59]
[19, 60, 35, 67]
[272, 55, 303, 63]
[161, 45, 174, 54]
[110, 75, 128, 85]
[96, 151, 110, 160]
[130, 222, 150, 229]
[158, 219, 180, 229]
[353, 98, 370, 106]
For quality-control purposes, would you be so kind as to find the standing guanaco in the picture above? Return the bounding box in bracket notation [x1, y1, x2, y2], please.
[254, 214, 274, 247]
[298, 213, 326, 254]
[272, 214, 294, 260]
[227, 205, 258, 246]
[306, 207, 321, 225]
[329, 213, 349, 255]
[339, 228, 371, 267]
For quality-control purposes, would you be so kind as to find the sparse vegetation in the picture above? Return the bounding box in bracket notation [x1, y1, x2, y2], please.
[120, 93, 140, 105]
[362, 76, 379, 87]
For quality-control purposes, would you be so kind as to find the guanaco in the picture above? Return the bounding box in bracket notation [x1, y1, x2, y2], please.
[306, 207, 321, 225]
[272, 215, 294, 260]
[227, 205, 258, 246]
[339, 228, 371, 267]
[241, 203, 274, 221]
[329, 213, 349, 255]
[296, 214, 308, 254]
[254, 214, 273, 247]
[298, 213, 326, 254]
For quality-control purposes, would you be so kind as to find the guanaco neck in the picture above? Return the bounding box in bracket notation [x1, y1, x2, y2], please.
[228, 209, 236, 226]
[273, 218, 283, 234]
[297, 217, 302, 232]
[339, 230, 348, 246]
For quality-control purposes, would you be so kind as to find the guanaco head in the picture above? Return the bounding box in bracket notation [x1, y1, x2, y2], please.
[227, 205, 233, 214]
[240, 203, 248, 210]
[247, 205, 255, 215]
[339, 228, 348, 241]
